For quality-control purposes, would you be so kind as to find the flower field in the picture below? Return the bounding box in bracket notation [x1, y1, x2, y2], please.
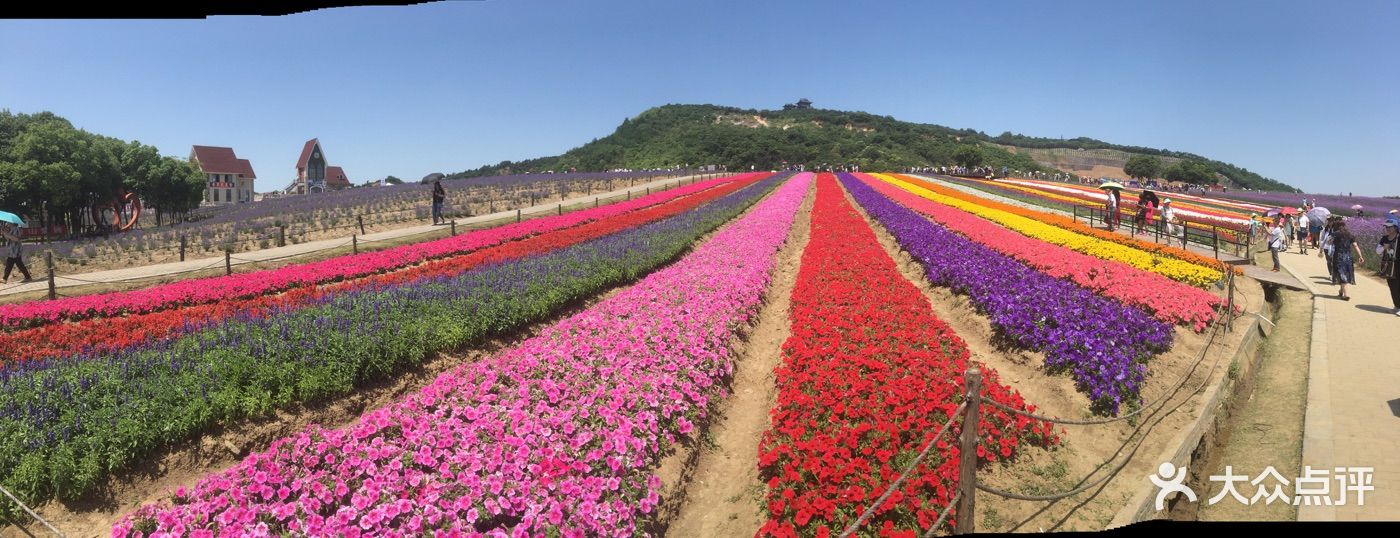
[0, 168, 1237, 535]
[876, 175, 1226, 288]
[854, 175, 1223, 330]
[758, 174, 1055, 537]
[995, 178, 1253, 230]
[844, 174, 1174, 413]
[0, 173, 762, 331]
[0, 174, 764, 362]
[897, 174, 1239, 275]
[0, 172, 783, 507]
[114, 173, 814, 536]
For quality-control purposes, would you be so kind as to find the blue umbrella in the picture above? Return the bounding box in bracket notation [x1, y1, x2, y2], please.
[0, 211, 25, 227]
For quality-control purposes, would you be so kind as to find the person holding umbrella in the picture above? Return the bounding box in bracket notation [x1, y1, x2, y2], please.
[0, 212, 35, 284]
[1100, 181, 1124, 231]
[1306, 203, 1330, 248]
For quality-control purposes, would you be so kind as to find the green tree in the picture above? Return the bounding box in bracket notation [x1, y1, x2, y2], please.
[384, 176, 403, 185]
[1163, 159, 1217, 185]
[1123, 155, 1162, 180]
[952, 145, 984, 168]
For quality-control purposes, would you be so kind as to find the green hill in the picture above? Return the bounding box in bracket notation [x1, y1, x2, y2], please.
[451, 103, 1297, 192]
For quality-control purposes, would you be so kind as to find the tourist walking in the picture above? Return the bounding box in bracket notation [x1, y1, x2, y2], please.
[1379, 221, 1399, 315]
[1327, 220, 1364, 301]
[1105, 189, 1121, 231]
[1282, 214, 1294, 250]
[1319, 217, 1338, 282]
[1161, 199, 1183, 246]
[431, 179, 446, 225]
[1267, 218, 1286, 272]
[1, 222, 34, 284]
[1296, 211, 1310, 254]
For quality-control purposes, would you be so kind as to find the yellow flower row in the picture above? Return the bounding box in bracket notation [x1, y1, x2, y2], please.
[871, 174, 1225, 288]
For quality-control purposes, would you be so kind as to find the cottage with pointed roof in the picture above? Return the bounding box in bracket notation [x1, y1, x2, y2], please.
[287, 138, 350, 194]
[190, 145, 257, 205]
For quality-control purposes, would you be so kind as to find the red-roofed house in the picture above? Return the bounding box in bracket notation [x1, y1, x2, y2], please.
[325, 166, 351, 190]
[288, 138, 351, 194]
[190, 145, 257, 204]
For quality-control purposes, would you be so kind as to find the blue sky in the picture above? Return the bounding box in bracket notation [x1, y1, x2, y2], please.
[2, 0, 1397, 195]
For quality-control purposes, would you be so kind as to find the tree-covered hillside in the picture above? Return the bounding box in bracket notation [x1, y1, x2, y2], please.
[452, 104, 1297, 192]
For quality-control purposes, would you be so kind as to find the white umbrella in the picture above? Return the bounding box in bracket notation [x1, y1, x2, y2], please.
[1307, 206, 1331, 223]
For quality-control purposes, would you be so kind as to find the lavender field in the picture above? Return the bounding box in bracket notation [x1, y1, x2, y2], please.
[1215, 190, 1399, 273]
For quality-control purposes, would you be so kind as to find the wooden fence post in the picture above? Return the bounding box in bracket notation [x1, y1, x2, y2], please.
[352, 235, 358, 254]
[557, 203, 562, 216]
[357, 215, 365, 235]
[46, 251, 56, 301]
[224, 251, 232, 276]
[956, 367, 982, 535]
[180, 234, 187, 261]
[277, 226, 286, 247]
[516, 209, 522, 223]
[450, 220, 457, 236]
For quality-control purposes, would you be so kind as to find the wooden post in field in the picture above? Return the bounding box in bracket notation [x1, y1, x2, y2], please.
[179, 234, 187, 261]
[956, 367, 982, 535]
[224, 251, 232, 276]
[45, 251, 56, 301]
[357, 215, 366, 235]
[594, 197, 599, 208]
[646, 187, 650, 196]
[450, 220, 457, 236]
[277, 226, 286, 247]
[516, 209, 522, 223]
[352, 235, 359, 254]
[557, 203, 562, 216]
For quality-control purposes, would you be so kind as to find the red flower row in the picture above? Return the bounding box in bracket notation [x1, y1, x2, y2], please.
[0, 175, 763, 363]
[757, 174, 1056, 537]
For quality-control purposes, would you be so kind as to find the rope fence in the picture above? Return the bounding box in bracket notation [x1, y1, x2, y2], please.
[837, 403, 966, 538]
[839, 270, 1240, 535]
[0, 482, 64, 537]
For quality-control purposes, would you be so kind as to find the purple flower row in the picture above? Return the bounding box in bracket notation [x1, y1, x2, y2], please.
[839, 173, 1173, 414]
[113, 173, 814, 537]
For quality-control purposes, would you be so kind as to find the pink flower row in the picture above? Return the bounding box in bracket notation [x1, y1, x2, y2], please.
[114, 172, 815, 538]
[854, 174, 1223, 331]
[0, 174, 758, 330]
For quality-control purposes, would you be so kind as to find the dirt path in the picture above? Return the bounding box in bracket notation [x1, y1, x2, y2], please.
[1196, 288, 1311, 521]
[661, 180, 814, 537]
[835, 176, 1257, 531]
